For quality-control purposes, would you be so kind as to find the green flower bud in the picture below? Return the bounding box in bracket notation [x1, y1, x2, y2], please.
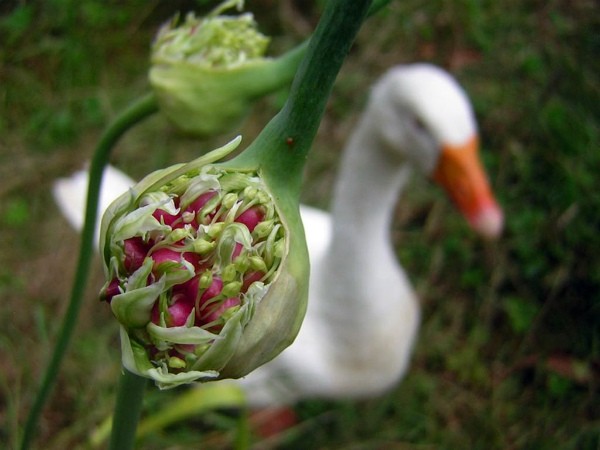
[149, 0, 298, 136]
[252, 219, 274, 239]
[168, 356, 187, 369]
[192, 238, 215, 254]
[166, 227, 190, 244]
[222, 281, 242, 298]
[248, 255, 267, 273]
[206, 222, 225, 239]
[233, 253, 250, 273]
[274, 238, 286, 259]
[199, 270, 213, 289]
[221, 193, 238, 210]
[99, 136, 307, 388]
[243, 185, 258, 200]
[221, 264, 237, 282]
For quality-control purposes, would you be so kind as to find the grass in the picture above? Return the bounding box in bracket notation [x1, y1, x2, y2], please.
[1, 0, 598, 449]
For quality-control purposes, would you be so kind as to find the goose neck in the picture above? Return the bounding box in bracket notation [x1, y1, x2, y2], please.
[329, 117, 410, 251]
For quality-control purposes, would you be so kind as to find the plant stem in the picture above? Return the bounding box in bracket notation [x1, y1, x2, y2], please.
[20, 93, 158, 450]
[108, 369, 147, 450]
[246, 0, 392, 102]
[230, 0, 374, 199]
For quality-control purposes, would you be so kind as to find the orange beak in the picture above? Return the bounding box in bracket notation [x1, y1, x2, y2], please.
[432, 135, 503, 238]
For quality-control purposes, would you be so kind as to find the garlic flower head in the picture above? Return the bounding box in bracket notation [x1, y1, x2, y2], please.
[99, 137, 305, 388]
[152, 0, 269, 69]
[149, 0, 284, 136]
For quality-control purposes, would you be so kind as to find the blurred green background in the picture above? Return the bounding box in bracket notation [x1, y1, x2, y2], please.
[0, 0, 598, 448]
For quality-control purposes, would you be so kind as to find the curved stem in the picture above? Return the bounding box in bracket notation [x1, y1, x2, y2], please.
[244, 0, 392, 101]
[230, 0, 374, 198]
[20, 93, 158, 450]
[108, 369, 147, 450]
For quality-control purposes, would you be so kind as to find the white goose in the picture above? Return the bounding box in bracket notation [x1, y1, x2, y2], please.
[53, 63, 502, 406]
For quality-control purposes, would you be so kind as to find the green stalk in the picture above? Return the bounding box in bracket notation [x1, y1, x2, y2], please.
[108, 370, 147, 450]
[235, 0, 392, 103]
[19, 93, 158, 450]
[228, 0, 374, 197]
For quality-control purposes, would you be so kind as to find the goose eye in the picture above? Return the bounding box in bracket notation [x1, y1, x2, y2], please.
[411, 116, 427, 133]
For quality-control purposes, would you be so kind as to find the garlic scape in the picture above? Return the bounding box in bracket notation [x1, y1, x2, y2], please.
[20, 1, 387, 445]
[99, 0, 373, 389]
[149, 0, 304, 136]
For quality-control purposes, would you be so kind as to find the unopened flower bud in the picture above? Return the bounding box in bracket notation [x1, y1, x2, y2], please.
[192, 238, 215, 254]
[243, 185, 258, 200]
[233, 253, 250, 273]
[221, 263, 237, 282]
[248, 256, 267, 272]
[252, 219, 274, 239]
[222, 193, 238, 210]
[274, 238, 286, 259]
[199, 270, 213, 290]
[206, 222, 225, 239]
[168, 356, 187, 369]
[222, 281, 242, 297]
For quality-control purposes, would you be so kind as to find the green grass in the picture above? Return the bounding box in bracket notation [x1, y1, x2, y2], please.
[1, 0, 598, 449]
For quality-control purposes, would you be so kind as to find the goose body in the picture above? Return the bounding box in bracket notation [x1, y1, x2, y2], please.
[53, 63, 502, 406]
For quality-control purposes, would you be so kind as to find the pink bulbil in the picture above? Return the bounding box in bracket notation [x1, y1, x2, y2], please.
[152, 208, 182, 228]
[116, 189, 264, 336]
[151, 247, 200, 271]
[199, 277, 224, 304]
[151, 293, 194, 327]
[101, 278, 121, 303]
[235, 206, 264, 232]
[242, 271, 265, 292]
[171, 274, 223, 307]
[232, 242, 244, 259]
[123, 237, 150, 273]
[195, 277, 238, 326]
[200, 297, 241, 325]
[184, 190, 218, 227]
[169, 276, 236, 327]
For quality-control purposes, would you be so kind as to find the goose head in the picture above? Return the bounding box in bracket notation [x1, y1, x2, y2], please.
[369, 63, 503, 238]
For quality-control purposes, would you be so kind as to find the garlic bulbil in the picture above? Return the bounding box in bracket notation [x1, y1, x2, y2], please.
[99, 137, 304, 388]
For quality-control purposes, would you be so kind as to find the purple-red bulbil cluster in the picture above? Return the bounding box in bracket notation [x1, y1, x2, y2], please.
[102, 188, 272, 333]
[99, 157, 289, 385]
